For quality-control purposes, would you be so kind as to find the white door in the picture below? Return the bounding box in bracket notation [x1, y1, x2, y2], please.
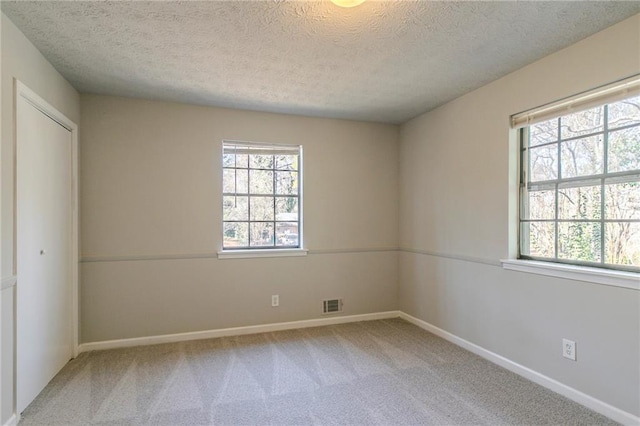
[16, 97, 73, 414]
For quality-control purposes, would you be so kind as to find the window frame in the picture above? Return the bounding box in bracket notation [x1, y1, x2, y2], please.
[517, 92, 640, 273]
[219, 140, 304, 255]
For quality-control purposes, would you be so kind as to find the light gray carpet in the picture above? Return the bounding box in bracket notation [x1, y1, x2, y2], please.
[20, 319, 616, 425]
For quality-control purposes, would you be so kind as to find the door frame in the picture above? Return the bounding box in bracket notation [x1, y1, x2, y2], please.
[14, 79, 79, 364]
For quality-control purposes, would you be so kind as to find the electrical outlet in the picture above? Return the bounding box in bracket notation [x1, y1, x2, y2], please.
[271, 295, 279, 307]
[563, 339, 576, 361]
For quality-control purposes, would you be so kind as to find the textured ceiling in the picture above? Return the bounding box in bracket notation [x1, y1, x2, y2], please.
[2, 1, 639, 124]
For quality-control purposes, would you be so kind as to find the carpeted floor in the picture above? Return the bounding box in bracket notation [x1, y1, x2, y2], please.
[20, 318, 616, 425]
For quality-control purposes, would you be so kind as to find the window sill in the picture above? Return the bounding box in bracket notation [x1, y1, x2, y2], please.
[217, 248, 308, 260]
[501, 259, 639, 290]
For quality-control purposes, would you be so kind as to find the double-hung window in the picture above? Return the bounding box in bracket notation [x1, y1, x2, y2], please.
[516, 77, 640, 272]
[222, 141, 302, 250]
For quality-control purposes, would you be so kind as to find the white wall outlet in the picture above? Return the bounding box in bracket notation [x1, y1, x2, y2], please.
[271, 295, 279, 307]
[563, 338, 576, 361]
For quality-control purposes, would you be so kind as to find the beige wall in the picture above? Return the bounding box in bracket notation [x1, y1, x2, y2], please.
[0, 12, 80, 424]
[79, 94, 399, 342]
[398, 14, 640, 416]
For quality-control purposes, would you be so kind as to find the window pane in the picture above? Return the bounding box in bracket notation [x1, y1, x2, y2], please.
[250, 196, 275, 221]
[558, 185, 601, 220]
[223, 153, 248, 168]
[275, 171, 298, 195]
[521, 222, 555, 258]
[223, 169, 248, 194]
[529, 119, 558, 147]
[523, 189, 555, 220]
[223, 196, 248, 221]
[249, 170, 274, 194]
[275, 154, 298, 171]
[605, 181, 640, 220]
[560, 106, 604, 139]
[608, 95, 640, 129]
[605, 222, 640, 267]
[560, 135, 603, 178]
[529, 144, 558, 182]
[276, 197, 298, 220]
[223, 222, 248, 248]
[558, 222, 601, 263]
[276, 222, 299, 247]
[250, 222, 274, 247]
[608, 126, 640, 173]
[249, 154, 274, 169]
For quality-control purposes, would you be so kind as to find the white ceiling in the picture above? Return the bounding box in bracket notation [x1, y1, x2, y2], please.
[2, 1, 639, 124]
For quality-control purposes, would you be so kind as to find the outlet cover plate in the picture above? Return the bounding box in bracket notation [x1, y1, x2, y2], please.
[563, 338, 576, 361]
[271, 295, 279, 307]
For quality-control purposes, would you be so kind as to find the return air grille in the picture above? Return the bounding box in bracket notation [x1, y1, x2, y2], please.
[322, 298, 343, 314]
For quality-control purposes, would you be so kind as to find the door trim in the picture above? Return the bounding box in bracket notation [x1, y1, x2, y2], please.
[14, 79, 79, 359]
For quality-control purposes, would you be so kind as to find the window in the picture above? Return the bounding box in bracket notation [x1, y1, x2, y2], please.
[516, 78, 639, 272]
[222, 141, 302, 250]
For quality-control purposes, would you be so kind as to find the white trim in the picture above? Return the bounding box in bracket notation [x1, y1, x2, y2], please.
[311, 247, 398, 255]
[217, 248, 308, 259]
[15, 81, 74, 131]
[81, 252, 219, 263]
[2, 414, 17, 426]
[0, 276, 16, 291]
[398, 312, 640, 426]
[78, 311, 400, 352]
[15, 80, 80, 357]
[400, 247, 501, 267]
[501, 259, 639, 290]
[81, 247, 397, 262]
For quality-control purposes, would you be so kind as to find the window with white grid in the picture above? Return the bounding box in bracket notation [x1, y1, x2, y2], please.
[222, 141, 302, 250]
[516, 78, 639, 271]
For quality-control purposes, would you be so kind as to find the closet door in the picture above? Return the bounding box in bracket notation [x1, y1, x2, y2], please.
[16, 96, 73, 414]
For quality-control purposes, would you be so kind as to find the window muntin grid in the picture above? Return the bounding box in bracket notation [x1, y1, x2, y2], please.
[222, 141, 301, 250]
[519, 96, 640, 272]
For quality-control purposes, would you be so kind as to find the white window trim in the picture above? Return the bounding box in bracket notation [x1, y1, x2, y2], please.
[221, 140, 303, 252]
[217, 248, 308, 259]
[501, 259, 639, 290]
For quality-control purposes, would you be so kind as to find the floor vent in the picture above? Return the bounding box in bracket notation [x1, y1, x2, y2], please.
[322, 298, 343, 314]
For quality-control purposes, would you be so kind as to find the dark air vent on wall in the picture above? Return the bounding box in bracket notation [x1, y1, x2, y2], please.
[322, 298, 343, 314]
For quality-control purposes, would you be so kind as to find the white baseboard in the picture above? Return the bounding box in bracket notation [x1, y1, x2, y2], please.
[398, 312, 640, 426]
[2, 413, 17, 426]
[78, 311, 401, 353]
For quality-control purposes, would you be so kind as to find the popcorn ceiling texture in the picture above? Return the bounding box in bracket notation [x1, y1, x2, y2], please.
[2, 1, 639, 123]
